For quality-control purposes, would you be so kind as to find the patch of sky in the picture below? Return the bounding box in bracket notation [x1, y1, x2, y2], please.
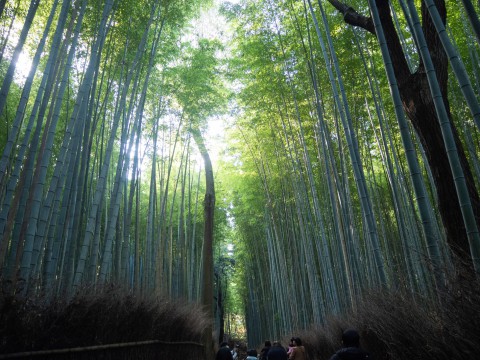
[184, 0, 244, 169]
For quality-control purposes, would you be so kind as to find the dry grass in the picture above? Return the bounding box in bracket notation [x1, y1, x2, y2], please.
[285, 269, 480, 360]
[0, 284, 209, 354]
[1, 269, 479, 360]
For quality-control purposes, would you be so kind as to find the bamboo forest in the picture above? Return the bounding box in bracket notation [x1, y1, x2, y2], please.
[1, 0, 480, 359]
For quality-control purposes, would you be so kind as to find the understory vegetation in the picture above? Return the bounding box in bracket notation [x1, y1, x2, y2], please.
[1, 269, 479, 360]
[296, 267, 480, 360]
[0, 286, 209, 358]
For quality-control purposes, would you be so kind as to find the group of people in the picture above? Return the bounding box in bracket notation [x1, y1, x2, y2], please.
[257, 337, 306, 360]
[215, 329, 369, 360]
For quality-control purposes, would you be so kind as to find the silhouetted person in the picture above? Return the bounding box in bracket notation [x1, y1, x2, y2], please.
[329, 329, 370, 360]
[216, 342, 233, 360]
[260, 340, 272, 360]
[266, 341, 288, 360]
[228, 339, 238, 360]
[246, 348, 258, 360]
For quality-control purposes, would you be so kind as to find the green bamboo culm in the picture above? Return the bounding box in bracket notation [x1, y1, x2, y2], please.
[18, 0, 87, 297]
[459, 0, 480, 46]
[269, 0, 340, 320]
[308, 0, 388, 287]
[73, 0, 129, 291]
[352, 24, 434, 294]
[421, 0, 480, 131]
[298, 0, 357, 309]
[405, 0, 480, 273]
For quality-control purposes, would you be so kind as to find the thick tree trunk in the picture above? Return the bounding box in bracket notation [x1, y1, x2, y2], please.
[191, 129, 215, 359]
[216, 274, 225, 344]
[393, 1, 480, 261]
[401, 72, 480, 259]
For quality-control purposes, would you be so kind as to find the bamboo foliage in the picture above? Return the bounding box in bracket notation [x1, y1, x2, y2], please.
[220, 0, 480, 344]
[0, 0, 222, 306]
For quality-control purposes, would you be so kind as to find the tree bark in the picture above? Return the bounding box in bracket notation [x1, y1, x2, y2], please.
[191, 129, 215, 360]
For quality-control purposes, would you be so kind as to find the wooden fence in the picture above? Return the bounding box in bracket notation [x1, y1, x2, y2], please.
[0, 340, 205, 360]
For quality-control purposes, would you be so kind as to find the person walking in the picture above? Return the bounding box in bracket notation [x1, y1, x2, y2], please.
[329, 329, 370, 360]
[246, 348, 258, 360]
[228, 340, 238, 360]
[216, 342, 233, 360]
[288, 337, 306, 360]
[287, 338, 295, 357]
[260, 340, 272, 360]
[266, 341, 288, 360]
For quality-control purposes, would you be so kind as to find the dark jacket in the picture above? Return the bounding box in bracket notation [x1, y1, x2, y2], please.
[260, 346, 271, 360]
[329, 347, 370, 360]
[216, 346, 234, 360]
[267, 346, 288, 360]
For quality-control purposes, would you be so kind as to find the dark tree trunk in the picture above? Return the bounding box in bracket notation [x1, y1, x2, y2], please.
[216, 275, 225, 344]
[383, 0, 480, 261]
[192, 129, 215, 359]
[401, 71, 479, 259]
[328, 0, 480, 262]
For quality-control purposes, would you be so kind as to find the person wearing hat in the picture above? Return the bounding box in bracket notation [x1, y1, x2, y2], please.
[329, 329, 370, 360]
